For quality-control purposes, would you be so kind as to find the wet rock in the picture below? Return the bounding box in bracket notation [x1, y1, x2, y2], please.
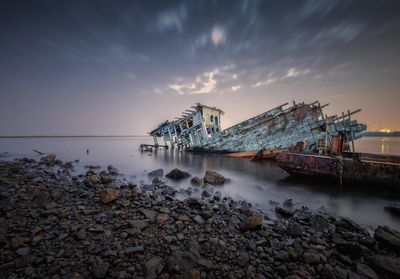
[203, 170, 227, 185]
[98, 188, 118, 204]
[165, 168, 191, 180]
[156, 213, 169, 224]
[128, 219, 149, 230]
[144, 256, 164, 279]
[201, 190, 211, 198]
[107, 165, 119, 175]
[141, 209, 158, 223]
[16, 246, 30, 256]
[125, 246, 144, 255]
[41, 154, 57, 166]
[335, 240, 363, 258]
[74, 229, 86, 240]
[213, 191, 221, 201]
[84, 174, 99, 186]
[373, 255, 400, 278]
[303, 250, 321, 265]
[374, 225, 400, 252]
[32, 186, 49, 207]
[148, 168, 164, 177]
[93, 262, 109, 278]
[99, 170, 113, 184]
[356, 263, 378, 279]
[190, 176, 203, 185]
[337, 217, 362, 232]
[193, 215, 205, 225]
[240, 214, 263, 231]
[10, 235, 26, 250]
[275, 207, 294, 218]
[152, 177, 166, 185]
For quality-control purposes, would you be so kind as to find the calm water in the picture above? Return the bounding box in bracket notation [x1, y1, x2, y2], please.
[1, 136, 400, 230]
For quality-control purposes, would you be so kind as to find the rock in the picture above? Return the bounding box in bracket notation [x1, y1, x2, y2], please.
[98, 188, 118, 204]
[128, 220, 149, 230]
[41, 154, 57, 165]
[335, 240, 363, 258]
[186, 197, 203, 208]
[193, 215, 205, 225]
[16, 246, 30, 256]
[238, 251, 249, 266]
[107, 165, 119, 175]
[374, 226, 400, 252]
[74, 229, 86, 240]
[240, 214, 263, 231]
[165, 168, 191, 180]
[190, 177, 203, 185]
[152, 177, 166, 185]
[10, 235, 26, 250]
[337, 217, 362, 232]
[148, 169, 164, 177]
[99, 170, 113, 184]
[167, 250, 198, 274]
[156, 213, 169, 224]
[303, 250, 321, 265]
[32, 186, 49, 207]
[84, 174, 99, 186]
[373, 255, 400, 278]
[141, 209, 158, 223]
[201, 190, 211, 198]
[93, 262, 109, 278]
[203, 170, 227, 185]
[356, 263, 378, 279]
[144, 256, 164, 279]
[213, 191, 221, 201]
[275, 207, 294, 218]
[125, 246, 144, 255]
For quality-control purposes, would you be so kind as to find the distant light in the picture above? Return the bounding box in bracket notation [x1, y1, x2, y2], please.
[380, 128, 391, 133]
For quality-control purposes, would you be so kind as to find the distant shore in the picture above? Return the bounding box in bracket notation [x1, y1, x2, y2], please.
[362, 131, 400, 137]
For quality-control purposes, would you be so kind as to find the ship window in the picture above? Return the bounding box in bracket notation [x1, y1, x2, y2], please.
[214, 116, 218, 125]
[210, 115, 214, 123]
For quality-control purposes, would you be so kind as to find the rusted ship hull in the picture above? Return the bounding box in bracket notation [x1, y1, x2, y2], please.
[277, 152, 400, 186]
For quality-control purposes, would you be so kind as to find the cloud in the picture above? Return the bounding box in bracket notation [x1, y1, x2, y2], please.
[211, 26, 226, 45]
[155, 6, 187, 33]
[193, 25, 227, 50]
[310, 23, 363, 45]
[168, 65, 236, 95]
[231, 85, 241, 92]
[252, 67, 311, 88]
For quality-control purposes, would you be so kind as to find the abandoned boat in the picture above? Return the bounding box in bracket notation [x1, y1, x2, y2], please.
[276, 133, 400, 186]
[147, 101, 366, 160]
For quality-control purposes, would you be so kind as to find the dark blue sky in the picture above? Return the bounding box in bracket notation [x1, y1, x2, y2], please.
[1, 0, 399, 135]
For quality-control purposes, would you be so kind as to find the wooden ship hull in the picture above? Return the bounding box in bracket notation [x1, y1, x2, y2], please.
[147, 101, 366, 160]
[277, 152, 400, 186]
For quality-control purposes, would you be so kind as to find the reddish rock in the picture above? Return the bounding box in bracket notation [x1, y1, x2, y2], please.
[98, 188, 118, 204]
[203, 170, 227, 185]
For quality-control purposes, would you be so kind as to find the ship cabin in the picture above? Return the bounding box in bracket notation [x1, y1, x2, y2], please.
[149, 103, 224, 148]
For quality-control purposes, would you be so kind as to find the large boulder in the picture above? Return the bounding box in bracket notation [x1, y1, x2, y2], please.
[375, 226, 400, 252]
[373, 255, 400, 278]
[203, 170, 227, 185]
[98, 188, 118, 204]
[148, 168, 164, 177]
[240, 214, 263, 231]
[166, 168, 191, 180]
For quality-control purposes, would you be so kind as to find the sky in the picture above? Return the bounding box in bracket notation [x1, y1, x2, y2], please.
[0, 0, 399, 136]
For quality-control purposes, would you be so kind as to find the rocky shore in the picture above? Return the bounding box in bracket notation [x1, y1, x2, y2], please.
[1, 156, 400, 279]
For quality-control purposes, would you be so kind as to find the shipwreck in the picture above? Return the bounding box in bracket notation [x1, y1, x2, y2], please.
[145, 101, 366, 159]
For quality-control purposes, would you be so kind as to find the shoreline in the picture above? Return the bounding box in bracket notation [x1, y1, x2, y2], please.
[1, 156, 400, 278]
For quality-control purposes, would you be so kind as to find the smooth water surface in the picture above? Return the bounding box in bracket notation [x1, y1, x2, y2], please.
[1, 136, 400, 230]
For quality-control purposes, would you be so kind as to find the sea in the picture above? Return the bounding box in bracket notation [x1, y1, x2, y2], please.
[1, 136, 400, 230]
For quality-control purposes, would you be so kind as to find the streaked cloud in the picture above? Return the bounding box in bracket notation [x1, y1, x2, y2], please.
[169, 65, 236, 95]
[155, 5, 187, 33]
[252, 67, 311, 88]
